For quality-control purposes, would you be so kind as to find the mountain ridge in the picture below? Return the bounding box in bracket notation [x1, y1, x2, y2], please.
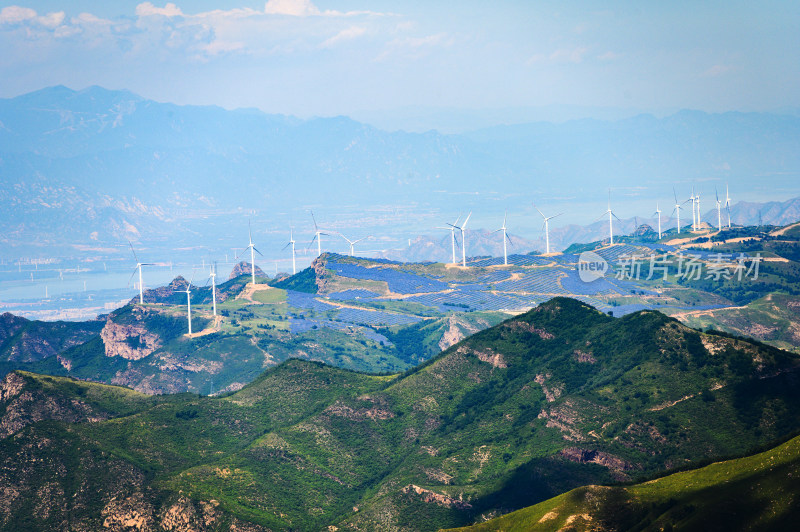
[2, 296, 799, 530]
[3, 85, 800, 255]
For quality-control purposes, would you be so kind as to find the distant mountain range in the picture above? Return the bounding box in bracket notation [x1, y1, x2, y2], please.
[2, 86, 800, 256]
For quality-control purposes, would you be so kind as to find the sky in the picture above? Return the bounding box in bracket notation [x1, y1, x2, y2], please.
[1, 0, 799, 129]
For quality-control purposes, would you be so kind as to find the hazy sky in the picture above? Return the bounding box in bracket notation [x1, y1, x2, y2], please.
[1, 0, 799, 122]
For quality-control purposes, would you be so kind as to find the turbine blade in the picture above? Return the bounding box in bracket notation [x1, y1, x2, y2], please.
[253, 247, 264, 257]
[462, 212, 472, 229]
[282, 242, 292, 251]
[127, 240, 139, 263]
[126, 268, 137, 288]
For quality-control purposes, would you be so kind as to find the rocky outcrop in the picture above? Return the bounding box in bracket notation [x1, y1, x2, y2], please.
[100, 311, 163, 361]
[228, 261, 267, 280]
[439, 316, 481, 351]
[324, 399, 395, 421]
[535, 373, 564, 402]
[311, 256, 330, 292]
[502, 320, 554, 340]
[401, 485, 472, 510]
[573, 350, 597, 363]
[0, 312, 27, 345]
[457, 345, 508, 368]
[559, 448, 635, 472]
[0, 372, 108, 438]
[101, 492, 156, 531]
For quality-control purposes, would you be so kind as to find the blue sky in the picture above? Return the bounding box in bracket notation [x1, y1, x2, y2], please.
[1, 1, 798, 128]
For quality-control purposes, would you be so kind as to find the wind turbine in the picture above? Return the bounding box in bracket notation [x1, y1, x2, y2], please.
[725, 184, 732, 228]
[447, 212, 472, 267]
[339, 233, 369, 256]
[535, 204, 562, 254]
[688, 187, 697, 231]
[308, 211, 329, 258]
[671, 188, 683, 234]
[282, 228, 297, 275]
[654, 202, 662, 239]
[183, 272, 195, 335]
[597, 191, 622, 245]
[493, 212, 513, 265]
[127, 241, 154, 305]
[206, 263, 217, 317]
[437, 215, 461, 264]
[715, 188, 722, 231]
[238, 220, 263, 285]
[695, 192, 702, 230]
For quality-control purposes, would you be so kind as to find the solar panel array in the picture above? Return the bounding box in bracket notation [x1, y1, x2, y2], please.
[560, 269, 622, 296]
[328, 289, 380, 301]
[336, 307, 422, 326]
[494, 268, 567, 293]
[328, 261, 449, 294]
[281, 247, 727, 340]
[407, 291, 533, 312]
[286, 290, 337, 312]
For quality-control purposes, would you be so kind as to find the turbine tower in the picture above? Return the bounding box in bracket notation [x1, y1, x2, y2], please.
[183, 272, 195, 335]
[725, 184, 732, 228]
[689, 187, 697, 231]
[695, 192, 701, 231]
[282, 228, 297, 275]
[238, 220, 263, 285]
[447, 212, 472, 267]
[715, 188, 722, 231]
[597, 190, 621, 245]
[493, 212, 513, 265]
[437, 215, 461, 264]
[339, 233, 369, 256]
[127, 241, 154, 305]
[535, 204, 562, 254]
[654, 202, 662, 239]
[308, 211, 329, 258]
[207, 263, 217, 317]
[672, 188, 684, 234]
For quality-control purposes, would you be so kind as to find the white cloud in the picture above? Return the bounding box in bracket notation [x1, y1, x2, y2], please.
[36, 11, 65, 28]
[703, 64, 732, 77]
[135, 3, 184, 18]
[0, 6, 36, 24]
[320, 26, 366, 48]
[598, 51, 620, 61]
[0, 6, 64, 28]
[264, 0, 320, 17]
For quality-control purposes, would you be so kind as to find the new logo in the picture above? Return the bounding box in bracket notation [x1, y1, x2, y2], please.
[577, 251, 608, 282]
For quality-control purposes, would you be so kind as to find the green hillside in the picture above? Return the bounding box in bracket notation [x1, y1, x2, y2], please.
[678, 292, 800, 353]
[445, 432, 800, 531]
[2, 298, 800, 530]
[4, 218, 800, 398]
